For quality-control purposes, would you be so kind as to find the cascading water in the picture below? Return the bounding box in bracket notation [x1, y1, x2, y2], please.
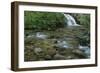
[63, 13, 80, 26]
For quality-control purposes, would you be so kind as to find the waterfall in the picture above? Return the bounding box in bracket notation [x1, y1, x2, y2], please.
[63, 13, 80, 26]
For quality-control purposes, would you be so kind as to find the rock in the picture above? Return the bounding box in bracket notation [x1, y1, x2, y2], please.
[34, 48, 46, 59]
[78, 45, 90, 58]
[55, 37, 79, 49]
[79, 45, 89, 50]
[72, 49, 87, 58]
[66, 56, 73, 59]
[55, 40, 69, 49]
[46, 48, 57, 56]
[44, 55, 52, 60]
[35, 32, 48, 39]
[24, 48, 37, 61]
[72, 49, 83, 54]
[59, 50, 66, 55]
[25, 45, 34, 49]
[34, 48, 43, 55]
[53, 53, 66, 60]
[27, 34, 35, 38]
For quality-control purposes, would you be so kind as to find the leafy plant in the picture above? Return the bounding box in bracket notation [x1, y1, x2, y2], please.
[24, 11, 65, 31]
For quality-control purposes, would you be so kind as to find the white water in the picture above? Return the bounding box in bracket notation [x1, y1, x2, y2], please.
[36, 32, 47, 39]
[57, 40, 69, 49]
[79, 45, 90, 57]
[63, 13, 80, 26]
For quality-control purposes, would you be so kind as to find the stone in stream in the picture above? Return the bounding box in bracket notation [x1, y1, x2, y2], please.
[72, 49, 87, 58]
[78, 45, 90, 58]
[66, 56, 73, 59]
[25, 34, 35, 44]
[55, 37, 79, 49]
[53, 53, 67, 60]
[56, 40, 69, 49]
[34, 48, 43, 55]
[44, 55, 52, 60]
[25, 45, 34, 49]
[72, 49, 83, 55]
[27, 34, 35, 38]
[35, 32, 48, 39]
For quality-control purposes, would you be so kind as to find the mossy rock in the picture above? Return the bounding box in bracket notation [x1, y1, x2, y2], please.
[24, 48, 38, 61]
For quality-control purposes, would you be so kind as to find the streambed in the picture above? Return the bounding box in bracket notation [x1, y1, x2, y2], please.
[24, 27, 90, 61]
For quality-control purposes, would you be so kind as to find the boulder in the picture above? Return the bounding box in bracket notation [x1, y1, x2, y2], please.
[53, 53, 66, 60]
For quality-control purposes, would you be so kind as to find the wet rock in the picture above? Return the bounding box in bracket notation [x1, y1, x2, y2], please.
[59, 50, 68, 55]
[53, 53, 66, 60]
[55, 37, 79, 50]
[35, 32, 48, 39]
[56, 40, 69, 49]
[66, 56, 73, 59]
[44, 55, 52, 60]
[34, 48, 46, 59]
[24, 48, 37, 61]
[25, 45, 34, 49]
[34, 48, 43, 55]
[79, 45, 90, 53]
[72, 49, 83, 54]
[27, 34, 35, 38]
[78, 45, 90, 58]
[46, 48, 57, 56]
[72, 49, 87, 58]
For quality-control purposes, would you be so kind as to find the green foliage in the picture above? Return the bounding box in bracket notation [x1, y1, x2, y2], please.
[24, 11, 65, 31]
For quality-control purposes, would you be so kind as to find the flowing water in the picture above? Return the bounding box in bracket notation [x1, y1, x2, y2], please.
[63, 13, 80, 26]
